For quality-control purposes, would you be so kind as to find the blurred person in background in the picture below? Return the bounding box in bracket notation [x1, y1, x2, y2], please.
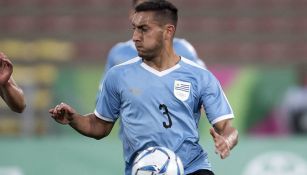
[0, 52, 26, 113]
[278, 62, 307, 134]
[49, 1, 238, 175]
[102, 0, 205, 73]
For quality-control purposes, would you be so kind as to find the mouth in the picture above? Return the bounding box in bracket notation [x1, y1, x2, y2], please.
[135, 44, 142, 48]
[134, 41, 142, 48]
[135, 45, 143, 52]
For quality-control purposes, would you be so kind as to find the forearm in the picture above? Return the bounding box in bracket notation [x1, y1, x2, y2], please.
[0, 78, 25, 113]
[69, 113, 111, 140]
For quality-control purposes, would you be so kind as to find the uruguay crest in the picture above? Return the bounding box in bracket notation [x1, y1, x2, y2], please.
[174, 80, 191, 101]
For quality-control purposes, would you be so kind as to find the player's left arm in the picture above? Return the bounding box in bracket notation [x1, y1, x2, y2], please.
[0, 53, 25, 113]
[210, 119, 238, 159]
[0, 78, 25, 113]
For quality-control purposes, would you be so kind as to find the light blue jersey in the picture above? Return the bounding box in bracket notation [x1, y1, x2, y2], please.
[95, 57, 234, 174]
[104, 38, 205, 73]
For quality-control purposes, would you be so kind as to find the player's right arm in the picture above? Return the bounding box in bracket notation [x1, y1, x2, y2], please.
[49, 102, 114, 140]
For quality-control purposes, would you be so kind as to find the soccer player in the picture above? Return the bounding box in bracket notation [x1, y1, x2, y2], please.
[0, 52, 26, 113]
[103, 0, 205, 73]
[49, 1, 238, 175]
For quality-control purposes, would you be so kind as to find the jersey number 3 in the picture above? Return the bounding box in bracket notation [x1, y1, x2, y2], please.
[159, 104, 172, 128]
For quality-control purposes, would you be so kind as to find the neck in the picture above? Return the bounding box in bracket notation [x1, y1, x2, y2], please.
[143, 44, 180, 72]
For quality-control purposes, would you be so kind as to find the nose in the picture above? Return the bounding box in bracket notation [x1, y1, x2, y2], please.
[132, 29, 141, 43]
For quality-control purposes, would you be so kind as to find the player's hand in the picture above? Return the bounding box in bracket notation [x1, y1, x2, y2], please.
[49, 102, 76, 125]
[210, 128, 230, 159]
[0, 52, 13, 86]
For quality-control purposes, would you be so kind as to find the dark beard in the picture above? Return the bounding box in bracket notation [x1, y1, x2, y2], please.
[136, 34, 164, 61]
[138, 50, 157, 61]
[138, 52, 155, 61]
[138, 45, 163, 61]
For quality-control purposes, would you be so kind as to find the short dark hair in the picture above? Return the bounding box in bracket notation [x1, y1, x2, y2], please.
[134, 0, 178, 27]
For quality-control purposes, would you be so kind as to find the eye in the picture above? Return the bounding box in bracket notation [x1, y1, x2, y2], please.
[141, 27, 148, 32]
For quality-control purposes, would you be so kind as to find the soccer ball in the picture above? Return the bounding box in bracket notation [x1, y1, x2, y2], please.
[132, 146, 184, 175]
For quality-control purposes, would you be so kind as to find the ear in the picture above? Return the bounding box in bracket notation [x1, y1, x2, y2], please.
[164, 24, 176, 40]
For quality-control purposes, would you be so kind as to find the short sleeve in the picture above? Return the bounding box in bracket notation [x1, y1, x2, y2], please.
[94, 70, 121, 122]
[200, 72, 234, 125]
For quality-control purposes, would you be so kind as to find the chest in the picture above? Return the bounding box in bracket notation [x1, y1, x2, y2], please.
[118, 71, 198, 108]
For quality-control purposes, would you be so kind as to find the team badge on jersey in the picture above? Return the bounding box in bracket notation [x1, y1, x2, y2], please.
[174, 80, 191, 101]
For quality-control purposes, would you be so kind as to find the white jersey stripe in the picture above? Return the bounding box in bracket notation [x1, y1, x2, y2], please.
[94, 110, 115, 122]
[211, 114, 234, 125]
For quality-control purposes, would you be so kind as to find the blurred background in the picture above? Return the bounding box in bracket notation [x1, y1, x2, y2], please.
[0, 0, 307, 174]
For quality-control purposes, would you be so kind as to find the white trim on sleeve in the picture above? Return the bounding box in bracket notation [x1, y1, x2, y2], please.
[211, 114, 234, 125]
[94, 110, 115, 122]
